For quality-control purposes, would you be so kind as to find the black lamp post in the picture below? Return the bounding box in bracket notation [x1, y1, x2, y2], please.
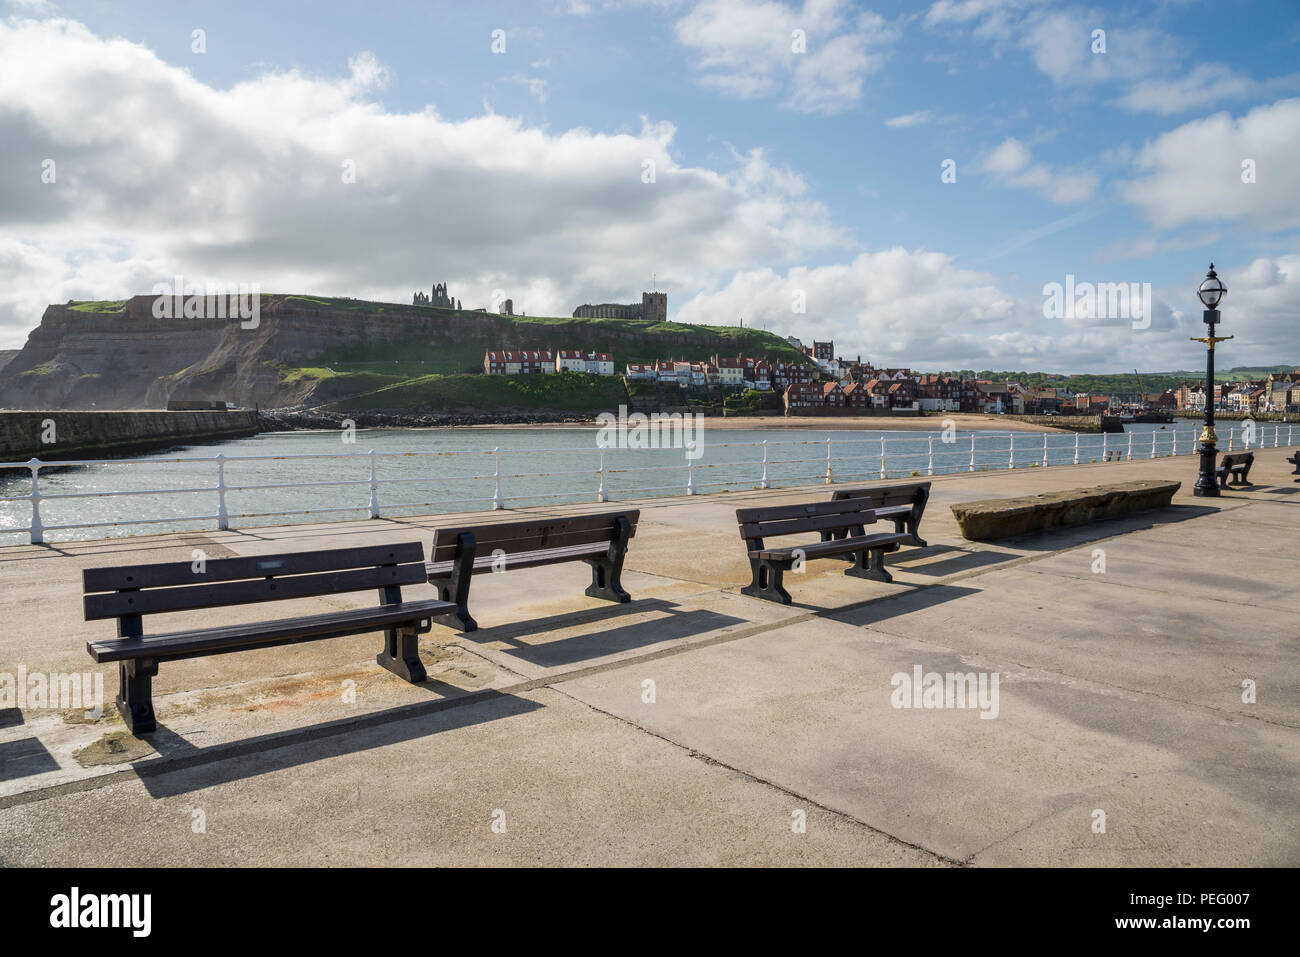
[1191, 263, 1231, 497]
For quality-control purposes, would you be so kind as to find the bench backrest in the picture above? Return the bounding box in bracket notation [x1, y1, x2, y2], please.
[831, 481, 930, 510]
[736, 498, 876, 542]
[1221, 452, 1253, 467]
[83, 542, 427, 622]
[429, 510, 640, 563]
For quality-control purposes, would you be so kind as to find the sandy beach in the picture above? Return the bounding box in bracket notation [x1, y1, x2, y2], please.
[470, 413, 1069, 433]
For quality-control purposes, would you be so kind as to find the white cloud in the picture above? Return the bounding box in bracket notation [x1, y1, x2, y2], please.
[980, 137, 1099, 204]
[674, 0, 896, 114]
[1121, 98, 1300, 232]
[1116, 64, 1300, 116]
[884, 110, 932, 127]
[0, 18, 849, 348]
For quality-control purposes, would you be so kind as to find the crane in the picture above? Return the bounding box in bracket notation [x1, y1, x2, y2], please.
[1133, 369, 1149, 409]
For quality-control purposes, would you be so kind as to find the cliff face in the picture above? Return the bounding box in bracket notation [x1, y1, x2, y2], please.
[0, 295, 801, 411]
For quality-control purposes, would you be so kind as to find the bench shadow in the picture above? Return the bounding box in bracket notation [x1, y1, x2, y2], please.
[0, 735, 61, 782]
[134, 688, 544, 800]
[824, 582, 981, 628]
[892, 548, 1018, 577]
[500, 608, 749, 668]
[0, 707, 25, 730]
[460, 597, 750, 668]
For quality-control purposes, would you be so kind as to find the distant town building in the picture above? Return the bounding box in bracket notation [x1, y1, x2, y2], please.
[483, 350, 555, 375]
[573, 291, 667, 322]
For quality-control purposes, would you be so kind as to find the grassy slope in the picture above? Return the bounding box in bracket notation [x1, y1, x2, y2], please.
[329, 370, 628, 412]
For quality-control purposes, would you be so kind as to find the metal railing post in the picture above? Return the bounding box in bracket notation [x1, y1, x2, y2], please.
[1228, 431, 1235, 452]
[597, 448, 607, 503]
[1127, 432, 1133, 461]
[1151, 431, 1156, 459]
[1008, 434, 1015, 470]
[1274, 425, 1279, 448]
[1041, 434, 1048, 467]
[686, 455, 696, 495]
[927, 435, 934, 476]
[367, 450, 380, 519]
[1073, 433, 1080, 465]
[215, 453, 229, 530]
[492, 447, 504, 509]
[969, 435, 975, 472]
[760, 440, 770, 489]
[825, 437, 832, 484]
[27, 458, 43, 545]
[879, 436, 886, 479]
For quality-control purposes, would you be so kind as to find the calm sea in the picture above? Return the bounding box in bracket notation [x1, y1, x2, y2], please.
[0, 420, 1222, 544]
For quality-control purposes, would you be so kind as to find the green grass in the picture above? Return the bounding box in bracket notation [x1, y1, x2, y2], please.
[329, 371, 628, 412]
[67, 300, 128, 313]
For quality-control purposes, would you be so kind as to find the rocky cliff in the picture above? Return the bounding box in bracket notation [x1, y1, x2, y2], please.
[0, 295, 805, 411]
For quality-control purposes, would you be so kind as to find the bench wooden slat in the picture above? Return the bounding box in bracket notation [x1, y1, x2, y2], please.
[429, 510, 639, 562]
[735, 497, 876, 526]
[87, 598, 453, 663]
[84, 562, 427, 620]
[83, 542, 424, 592]
[427, 541, 609, 578]
[754, 531, 907, 561]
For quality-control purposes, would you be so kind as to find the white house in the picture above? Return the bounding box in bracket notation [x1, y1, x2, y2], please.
[584, 352, 615, 375]
[556, 349, 586, 373]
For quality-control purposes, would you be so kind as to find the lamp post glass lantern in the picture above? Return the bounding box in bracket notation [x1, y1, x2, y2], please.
[1191, 263, 1232, 497]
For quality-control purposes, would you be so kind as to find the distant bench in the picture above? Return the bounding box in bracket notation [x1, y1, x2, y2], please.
[826, 481, 931, 548]
[1216, 452, 1254, 488]
[83, 542, 452, 735]
[427, 510, 639, 632]
[1289, 450, 1300, 481]
[736, 497, 908, 604]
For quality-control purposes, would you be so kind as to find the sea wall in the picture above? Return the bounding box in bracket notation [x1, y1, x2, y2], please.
[1000, 414, 1114, 433]
[0, 410, 259, 464]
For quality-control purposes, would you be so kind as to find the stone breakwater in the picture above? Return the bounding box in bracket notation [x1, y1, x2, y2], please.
[0, 410, 260, 465]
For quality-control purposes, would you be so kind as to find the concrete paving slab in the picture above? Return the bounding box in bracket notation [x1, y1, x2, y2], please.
[1, 446, 1296, 865]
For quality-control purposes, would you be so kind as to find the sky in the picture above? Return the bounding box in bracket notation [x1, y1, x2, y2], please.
[1, 0, 1297, 372]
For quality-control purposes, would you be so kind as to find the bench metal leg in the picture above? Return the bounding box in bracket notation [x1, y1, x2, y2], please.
[376, 623, 428, 683]
[584, 515, 633, 603]
[584, 555, 631, 602]
[845, 546, 893, 583]
[117, 658, 158, 735]
[895, 517, 927, 548]
[741, 558, 792, 604]
[433, 580, 477, 633]
[432, 533, 477, 632]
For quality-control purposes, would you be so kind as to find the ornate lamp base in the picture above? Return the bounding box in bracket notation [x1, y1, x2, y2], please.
[1193, 441, 1220, 497]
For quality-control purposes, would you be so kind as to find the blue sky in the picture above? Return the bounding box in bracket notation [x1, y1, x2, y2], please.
[2, 0, 1298, 371]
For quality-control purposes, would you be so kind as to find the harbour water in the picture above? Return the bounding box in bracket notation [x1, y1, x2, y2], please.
[0, 420, 1235, 544]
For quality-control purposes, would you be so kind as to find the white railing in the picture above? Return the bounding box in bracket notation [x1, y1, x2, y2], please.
[2, 424, 1295, 544]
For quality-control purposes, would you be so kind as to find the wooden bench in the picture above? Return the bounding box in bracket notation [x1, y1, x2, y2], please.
[426, 510, 639, 632]
[827, 481, 931, 548]
[1288, 450, 1300, 480]
[83, 542, 453, 735]
[736, 498, 909, 605]
[1216, 451, 1254, 487]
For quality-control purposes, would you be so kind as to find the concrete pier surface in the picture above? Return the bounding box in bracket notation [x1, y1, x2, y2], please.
[0, 449, 1296, 866]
